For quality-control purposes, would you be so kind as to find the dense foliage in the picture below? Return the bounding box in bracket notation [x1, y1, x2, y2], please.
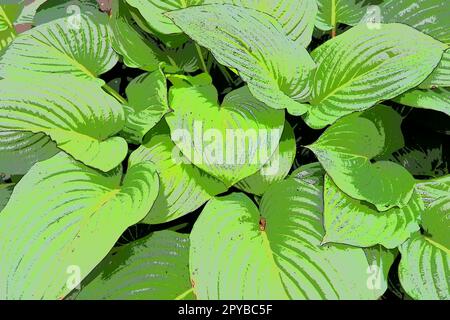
[0, 0, 448, 300]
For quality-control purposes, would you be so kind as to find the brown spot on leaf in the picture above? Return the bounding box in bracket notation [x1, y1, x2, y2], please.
[14, 23, 32, 34]
[259, 217, 267, 231]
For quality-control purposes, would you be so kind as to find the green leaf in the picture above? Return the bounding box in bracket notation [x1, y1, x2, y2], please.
[377, 0, 450, 44]
[307, 111, 415, 211]
[215, 0, 318, 47]
[0, 131, 59, 175]
[166, 4, 316, 114]
[360, 105, 405, 159]
[190, 174, 380, 299]
[0, 2, 23, 52]
[290, 162, 325, 184]
[122, 69, 170, 144]
[109, 0, 165, 71]
[420, 50, 450, 89]
[128, 0, 317, 46]
[315, 0, 372, 31]
[235, 121, 296, 196]
[304, 23, 447, 128]
[390, 146, 448, 178]
[33, 0, 101, 26]
[166, 82, 285, 187]
[0, 77, 127, 172]
[125, 0, 201, 35]
[129, 122, 227, 224]
[76, 231, 194, 300]
[393, 88, 450, 116]
[415, 176, 450, 248]
[0, 182, 14, 211]
[364, 245, 397, 297]
[162, 42, 202, 73]
[0, 152, 160, 299]
[0, 14, 118, 85]
[323, 175, 423, 249]
[15, 0, 46, 24]
[398, 234, 449, 300]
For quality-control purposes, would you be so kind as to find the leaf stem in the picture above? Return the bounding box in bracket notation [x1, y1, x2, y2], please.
[217, 63, 234, 86]
[195, 43, 209, 74]
[103, 83, 127, 105]
[331, 0, 337, 38]
[175, 287, 194, 300]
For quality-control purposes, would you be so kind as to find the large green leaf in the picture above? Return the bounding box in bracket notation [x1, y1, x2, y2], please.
[323, 175, 423, 249]
[76, 231, 194, 300]
[129, 122, 227, 224]
[0, 14, 118, 84]
[166, 4, 316, 115]
[393, 88, 450, 116]
[0, 77, 127, 172]
[190, 172, 380, 299]
[304, 23, 447, 128]
[415, 176, 450, 248]
[308, 111, 415, 211]
[122, 69, 170, 144]
[0, 152, 159, 299]
[0, 2, 23, 52]
[0, 131, 59, 175]
[398, 234, 449, 300]
[166, 81, 284, 187]
[420, 50, 450, 89]
[127, 0, 317, 46]
[235, 121, 296, 196]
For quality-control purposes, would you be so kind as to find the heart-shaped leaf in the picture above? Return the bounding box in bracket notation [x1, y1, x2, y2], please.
[0, 152, 159, 299]
[307, 110, 415, 210]
[129, 122, 227, 224]
[0, 77, 127, 172]
[166, 81, 284, 187]
[190, 168, 381, 299]
[166, 4, 316, 114]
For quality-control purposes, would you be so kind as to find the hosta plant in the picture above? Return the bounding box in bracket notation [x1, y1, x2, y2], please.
[0, 0, 449, 300]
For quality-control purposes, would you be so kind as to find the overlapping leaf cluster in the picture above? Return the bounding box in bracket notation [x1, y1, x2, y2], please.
[0, 0, 448, 300]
